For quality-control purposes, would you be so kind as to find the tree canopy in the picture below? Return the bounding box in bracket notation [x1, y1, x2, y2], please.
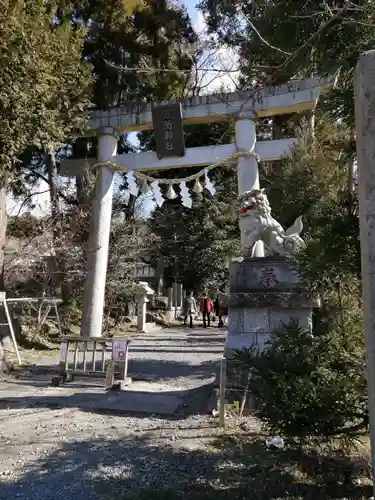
[0, 0, 91, 184]
[199, 0, 375, 125]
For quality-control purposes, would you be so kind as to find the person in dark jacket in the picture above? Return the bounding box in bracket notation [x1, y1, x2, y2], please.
[214, 295, 224, 327]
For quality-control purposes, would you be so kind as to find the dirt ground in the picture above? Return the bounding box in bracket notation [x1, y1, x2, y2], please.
[0, 326, 373, 499]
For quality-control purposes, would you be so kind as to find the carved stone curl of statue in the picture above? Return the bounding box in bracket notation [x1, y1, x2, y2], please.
[236, 188, 305, 258]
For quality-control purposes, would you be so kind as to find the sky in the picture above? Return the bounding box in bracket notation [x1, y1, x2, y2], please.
[187, 0, 202, 24]
[7, 0, 237, 218]
[184, 0, 198, 19]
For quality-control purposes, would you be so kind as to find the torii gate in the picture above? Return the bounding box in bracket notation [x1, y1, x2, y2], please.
[61, 76, 333, 338]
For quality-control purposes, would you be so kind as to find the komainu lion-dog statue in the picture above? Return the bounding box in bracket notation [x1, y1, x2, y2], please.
[236, 189, 305, 259]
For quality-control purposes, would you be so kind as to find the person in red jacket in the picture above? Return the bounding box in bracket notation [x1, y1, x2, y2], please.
[199, 292, 214, 328]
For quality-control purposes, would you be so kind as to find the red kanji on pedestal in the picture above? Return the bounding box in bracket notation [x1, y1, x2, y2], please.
[259, 267, 278, 288]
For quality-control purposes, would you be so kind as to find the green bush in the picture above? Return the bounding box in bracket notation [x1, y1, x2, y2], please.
[234, 318, 368, 445]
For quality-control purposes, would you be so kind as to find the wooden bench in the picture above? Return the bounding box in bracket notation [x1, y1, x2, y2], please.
[52, 336, 131, 388]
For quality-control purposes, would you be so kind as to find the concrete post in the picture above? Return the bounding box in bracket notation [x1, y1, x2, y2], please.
[355, 49, 375, 495]
[235, 112, 264, 257]
[80, 127, 118, 338]
[167, 287, 173, 310]
[137, 295, 147, 332]
[177, 283, 183, 307]
[172, 282, 178, 310]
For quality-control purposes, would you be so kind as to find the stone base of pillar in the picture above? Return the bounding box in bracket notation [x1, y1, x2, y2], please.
[224, 256, 317, 411]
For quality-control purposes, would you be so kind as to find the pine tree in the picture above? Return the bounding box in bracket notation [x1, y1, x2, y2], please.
[67, 0, 199, 216]
[0, 0, 91, 369]
[199, 0, 375, 125]
[77, 0, 198, 109]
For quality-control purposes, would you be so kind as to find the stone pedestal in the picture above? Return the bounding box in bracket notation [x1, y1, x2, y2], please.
[225, 256, 317, 397]
[137, 296, 148, 332]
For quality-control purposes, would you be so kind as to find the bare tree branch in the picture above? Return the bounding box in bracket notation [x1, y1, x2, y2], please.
[243, 14, 293, 55]
[12, 189, 50, 218]
[25, 167, 78, 206]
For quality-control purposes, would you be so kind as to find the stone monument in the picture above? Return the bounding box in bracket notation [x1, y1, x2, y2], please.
[355, 50, 375, 493]
[225, 189, 317, 398]
[137, 281, 154, 332]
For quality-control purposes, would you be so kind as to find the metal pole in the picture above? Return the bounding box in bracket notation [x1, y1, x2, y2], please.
[175, 280, 177, 320]
[123, 340, 130, 379]
[53, 299, 63, 337]
[355, 49, 375, 497]
[219, 357, 226, 427]
[174, 232, 177, 320]
[4, 301, 21, 365]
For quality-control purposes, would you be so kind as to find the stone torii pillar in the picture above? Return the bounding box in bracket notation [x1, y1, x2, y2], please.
[236, 111, 259, 192]
[355, 49, 375, 495]
[80, 126, 118, 338]
[235, 111, 264, 257]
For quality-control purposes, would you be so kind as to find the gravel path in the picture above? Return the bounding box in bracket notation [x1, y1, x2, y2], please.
[125, 326, 226, 389]
[0, 326, 252, 500]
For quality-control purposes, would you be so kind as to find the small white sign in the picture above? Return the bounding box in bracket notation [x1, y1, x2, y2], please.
[112, 339, 128, 362]
[59, 342, 68, 362]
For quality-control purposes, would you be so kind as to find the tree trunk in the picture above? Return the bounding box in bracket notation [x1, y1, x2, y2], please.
[125, 194, 137, 218]
[72, 138, 93, 210]
[47, 150, 59, 235]
[76, 175, 85, 208]
[272, 115, 284, 140]
[348, 155, 355, 197]
[0, 186, 11, 372]
[156, 256, 165, 296]
[46, 149, 70, 302]
[76, 170, 92, 209]
[304, 109, 315, 139]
